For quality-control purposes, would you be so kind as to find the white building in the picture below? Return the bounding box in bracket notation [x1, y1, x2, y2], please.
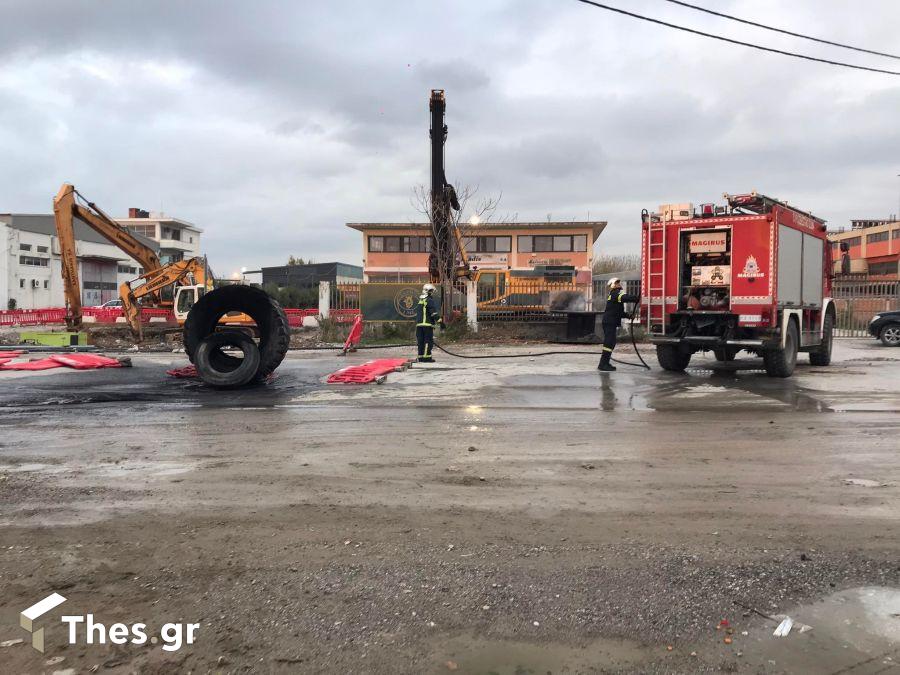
[0, 213, 158, 310]
[116, 208, 202, 265]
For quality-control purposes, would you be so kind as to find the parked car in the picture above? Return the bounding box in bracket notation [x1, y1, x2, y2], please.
[95, 299, 123, 309]
[869, 310, 900, 346]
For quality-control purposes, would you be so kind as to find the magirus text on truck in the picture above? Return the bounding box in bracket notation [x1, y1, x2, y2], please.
[640, 192, 834, 377]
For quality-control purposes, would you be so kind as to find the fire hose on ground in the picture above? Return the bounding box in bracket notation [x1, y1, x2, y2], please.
[292, 306, 652, 370]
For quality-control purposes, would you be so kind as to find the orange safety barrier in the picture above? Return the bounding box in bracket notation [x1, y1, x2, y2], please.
[0, 307, 176, 326]
[326, 358, 410, 384]
[342, 315, 363, 353]
[0, 308, 67, 326]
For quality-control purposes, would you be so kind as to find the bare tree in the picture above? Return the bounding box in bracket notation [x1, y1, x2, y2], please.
[411, 184, 502, 319]
[592, 254, 641, 275]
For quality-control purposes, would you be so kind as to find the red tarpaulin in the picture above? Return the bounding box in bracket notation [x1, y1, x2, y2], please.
[49, 353, 122, 369]
[0, 358, 64, 371]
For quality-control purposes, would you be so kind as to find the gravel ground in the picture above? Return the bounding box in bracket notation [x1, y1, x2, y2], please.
[0, 339, 898, 673]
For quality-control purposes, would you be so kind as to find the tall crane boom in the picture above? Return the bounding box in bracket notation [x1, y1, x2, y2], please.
[428, 90, 466, 319]
[52, 183, 215, 341]
[53, 184, 164, 330]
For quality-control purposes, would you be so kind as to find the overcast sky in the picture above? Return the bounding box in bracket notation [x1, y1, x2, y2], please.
[2, 0, 899, 277]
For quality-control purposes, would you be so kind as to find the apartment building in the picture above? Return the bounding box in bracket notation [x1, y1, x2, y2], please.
[116, 207, 202, 264]
[0, 213, 158, 309]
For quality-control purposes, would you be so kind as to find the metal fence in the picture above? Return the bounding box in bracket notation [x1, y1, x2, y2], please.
[468, 280, 592, 322]
[832, 276, 899, 337]
[333, 280, 592, 323]
[330, 282, 360, 311]
[592, 277, 641, 312]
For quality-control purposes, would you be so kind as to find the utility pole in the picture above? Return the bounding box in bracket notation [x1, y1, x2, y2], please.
[428, 89, 460, 321]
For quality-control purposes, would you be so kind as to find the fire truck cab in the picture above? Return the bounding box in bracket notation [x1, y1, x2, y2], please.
[641, 192, 835, 377]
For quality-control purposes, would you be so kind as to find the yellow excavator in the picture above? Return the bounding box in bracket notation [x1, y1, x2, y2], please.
[53, 183, 215, 341]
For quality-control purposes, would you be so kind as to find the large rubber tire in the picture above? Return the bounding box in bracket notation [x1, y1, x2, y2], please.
[206, 327, 256, 372]
[184, 285, 290, 381]
[656, 344, 691, 371]
[195, 330, 261, 388]
[880, 323, 900, 347]
[809, 312, 834, 365]
[764, 319, 798, 377]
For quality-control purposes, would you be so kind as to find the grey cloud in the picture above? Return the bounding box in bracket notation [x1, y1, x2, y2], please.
[1, 0, 899, 271]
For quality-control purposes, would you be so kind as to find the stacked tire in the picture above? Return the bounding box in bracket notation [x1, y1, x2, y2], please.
[183, 285, 290, 388]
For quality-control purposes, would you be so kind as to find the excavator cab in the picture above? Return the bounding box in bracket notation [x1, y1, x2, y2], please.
[174, 285, 205, 323]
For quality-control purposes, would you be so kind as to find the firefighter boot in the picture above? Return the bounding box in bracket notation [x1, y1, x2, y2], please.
[597, 352, 616, 371]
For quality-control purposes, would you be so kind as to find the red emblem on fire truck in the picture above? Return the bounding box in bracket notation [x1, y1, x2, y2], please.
[737, 254, 765, 279]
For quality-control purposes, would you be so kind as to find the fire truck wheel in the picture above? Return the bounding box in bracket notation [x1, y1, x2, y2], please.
[656, 344, 691, 371]
[764, 319, 798, 377]
[194, 330, 261, 388]
[184, 285, 290, 381]
[809, 312, 834, 365]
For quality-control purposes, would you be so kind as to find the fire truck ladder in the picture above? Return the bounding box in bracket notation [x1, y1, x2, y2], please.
[645, 212, 667, 332]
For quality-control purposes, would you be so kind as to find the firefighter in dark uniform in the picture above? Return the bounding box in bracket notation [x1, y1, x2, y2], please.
[598, 277, 639, 371]
[416, 283, 444, 362]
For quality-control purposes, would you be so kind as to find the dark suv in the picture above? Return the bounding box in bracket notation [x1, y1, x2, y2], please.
[869, 310, 900, 346]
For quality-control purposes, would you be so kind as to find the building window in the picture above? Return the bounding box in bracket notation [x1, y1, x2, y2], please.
[118, 265, 138, 274]
[893, 229, 900, 240]
[37, 245, 48, 253]
[128, 224, 157, 238]
[868, 261, 899, 276]
[44, 280, 49, 289]
[20, 256, 49, 267]
[368, 236, 430, 253]
[19, 243, 32, 251]
[518, 234, 588, 253]
[189, 236, 193, 243]
[845, 236, 861, 247]
[83, 281, 117, 291]
[20, 279, 25, 288]
[866, 231, 890, 244]
[462, 236, 511, 253]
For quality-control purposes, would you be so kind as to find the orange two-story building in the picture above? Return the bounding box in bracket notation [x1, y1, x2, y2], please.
[829, 219, 900, 278]
[346, 221, 606, 284]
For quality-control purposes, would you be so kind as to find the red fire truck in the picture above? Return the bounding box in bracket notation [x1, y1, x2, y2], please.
[640, 192, 834, 377]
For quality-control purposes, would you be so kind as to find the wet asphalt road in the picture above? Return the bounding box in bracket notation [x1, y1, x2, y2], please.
[0, 339, 898, 674]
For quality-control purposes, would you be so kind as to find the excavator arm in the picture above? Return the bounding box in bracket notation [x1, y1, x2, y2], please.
[53, 184, 162, 330]
[120, 258, 208, 341]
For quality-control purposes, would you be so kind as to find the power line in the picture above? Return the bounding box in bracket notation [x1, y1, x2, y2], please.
[573, 0, 900, 76]
[663, 0, 900, 61]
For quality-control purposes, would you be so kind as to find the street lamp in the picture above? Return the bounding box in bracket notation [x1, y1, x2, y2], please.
[896, 174, 900, 222]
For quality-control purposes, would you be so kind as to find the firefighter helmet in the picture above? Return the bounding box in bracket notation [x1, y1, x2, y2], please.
[607, 277, 621, 288]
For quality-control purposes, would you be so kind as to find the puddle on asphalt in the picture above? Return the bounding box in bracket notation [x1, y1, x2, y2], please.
[741, 587, 900, 672]
[427, 635, 647, 674]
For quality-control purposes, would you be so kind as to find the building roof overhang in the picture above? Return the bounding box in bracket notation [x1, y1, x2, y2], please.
[346, 221, 607, 243]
